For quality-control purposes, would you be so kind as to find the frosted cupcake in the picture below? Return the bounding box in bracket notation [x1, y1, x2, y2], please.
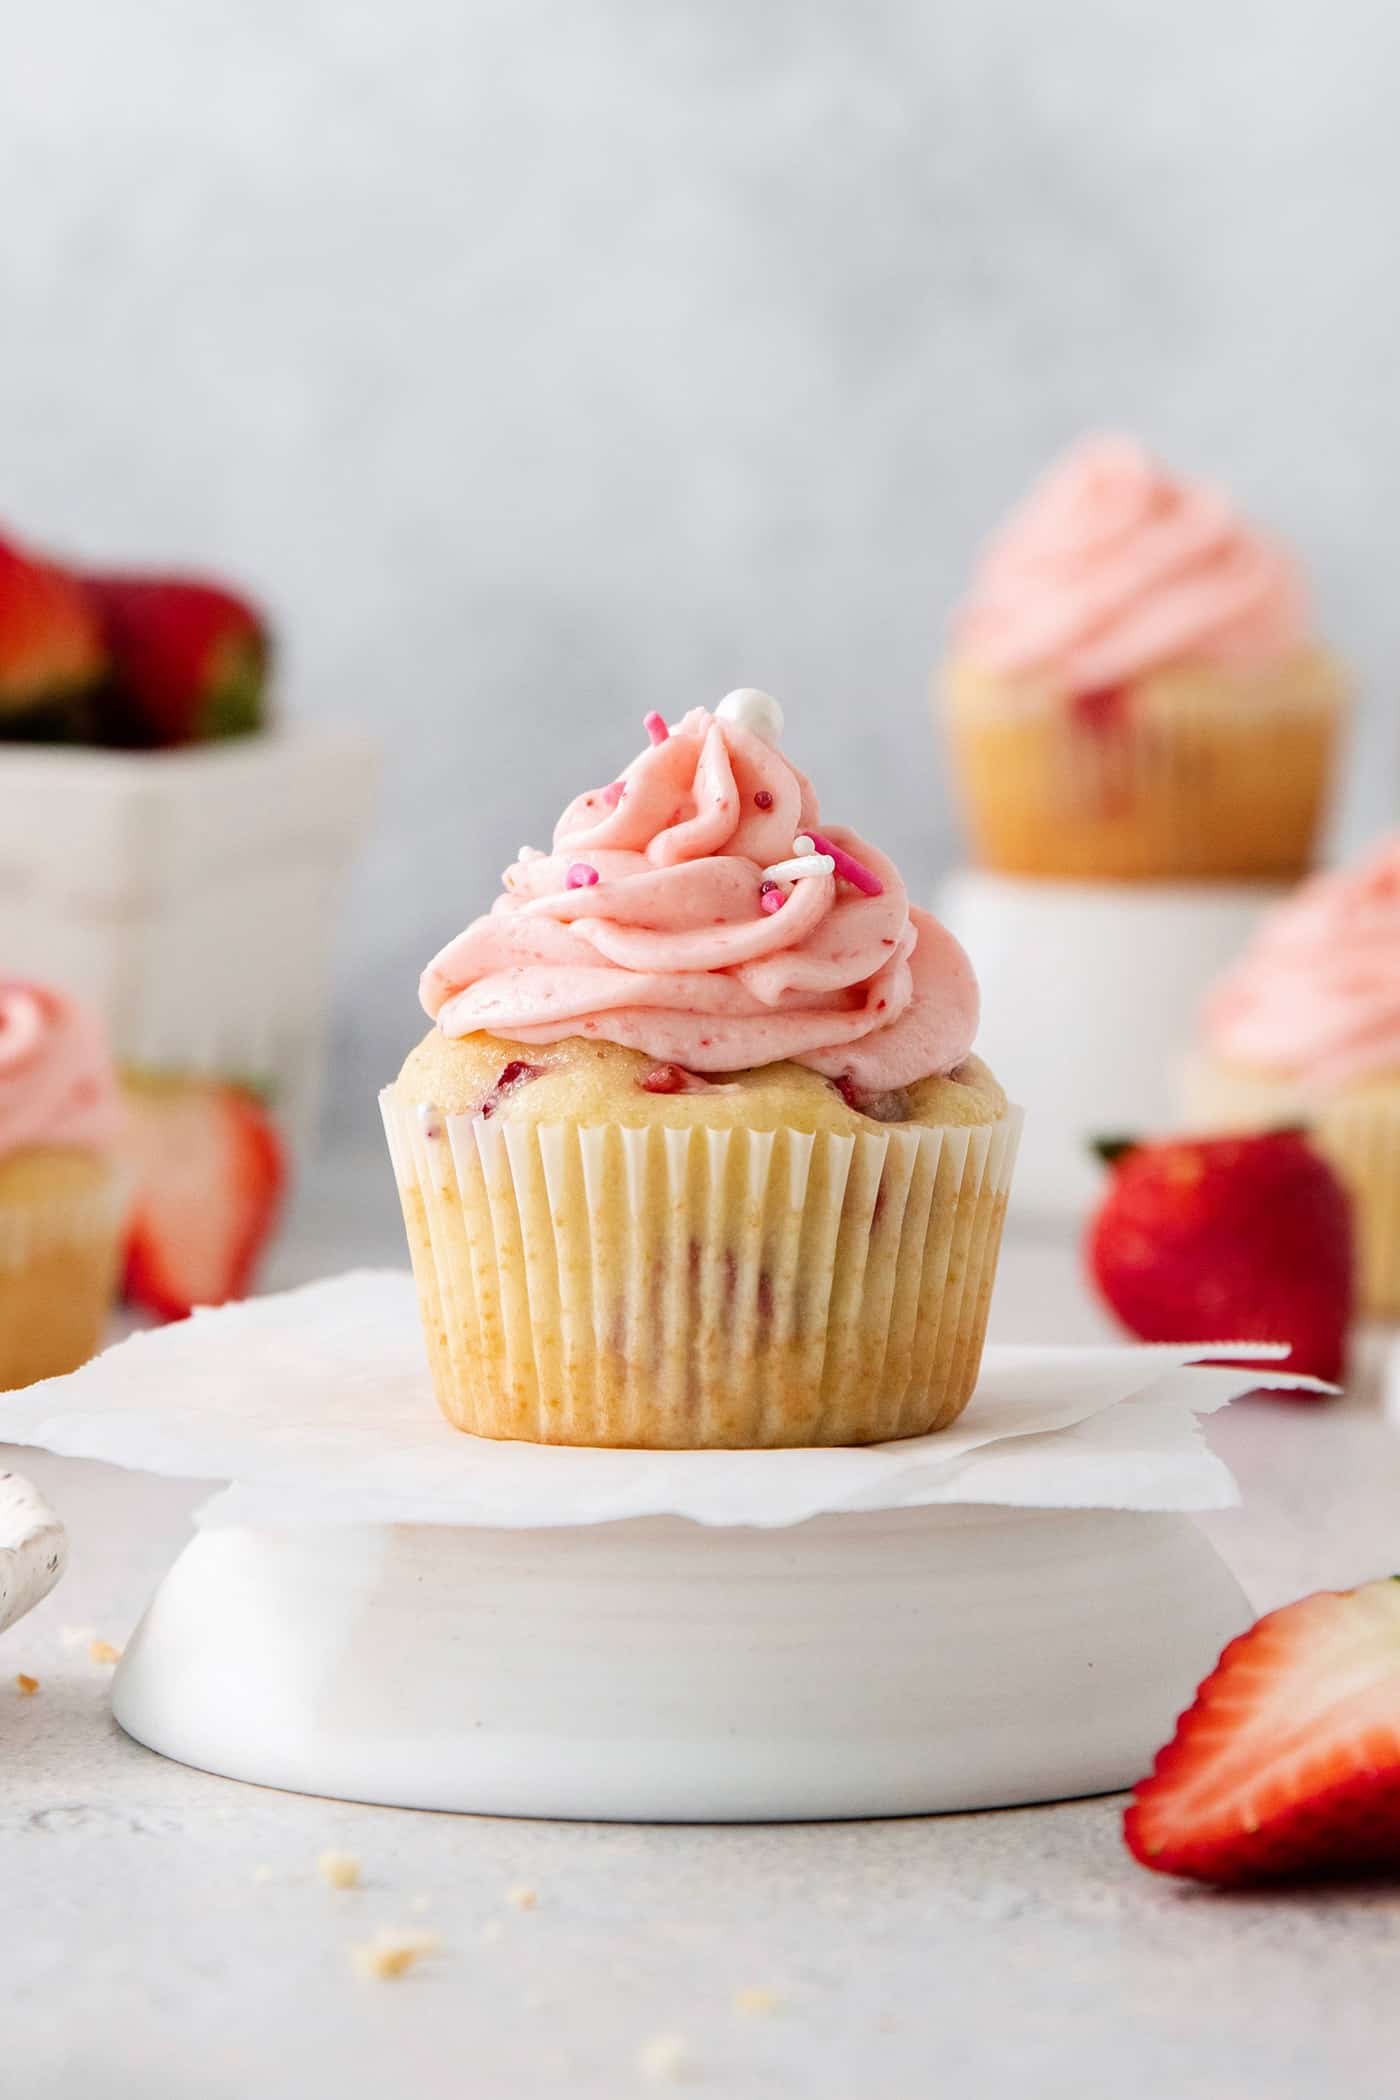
[384, 691, 1020, 1448]
[0, 982, 127, 1389]
[1182, 838, 1400, 1317]
[942, 435, 1347, 881]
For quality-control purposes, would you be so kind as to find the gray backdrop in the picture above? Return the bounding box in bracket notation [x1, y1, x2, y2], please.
[5, 0, 1396, 1142]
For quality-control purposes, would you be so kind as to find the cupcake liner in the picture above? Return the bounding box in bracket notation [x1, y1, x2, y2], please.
[382, 1093, 1021, 1448]
[943, 661, 1344, 882]
[0, 1164, 130, 1392]
[1180, 1054, 1400, 1320]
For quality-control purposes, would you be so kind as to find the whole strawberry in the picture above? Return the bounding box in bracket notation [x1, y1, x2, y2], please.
[0, 533, 106, 740]
[1127, 1578, 1400, 1883]
[85, 573, 270, 748]
[1086, 1130, 1353, 1384]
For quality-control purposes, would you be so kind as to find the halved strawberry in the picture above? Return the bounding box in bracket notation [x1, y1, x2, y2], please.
[123, 1077, 287, 1320]
[1126, 1579, 1400, 1884]
[84, 574, 270, 748]
[0, 534, 106, 739]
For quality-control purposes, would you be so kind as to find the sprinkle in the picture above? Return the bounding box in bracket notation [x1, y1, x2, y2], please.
[517, 844, 544, 863]
[804, 830, 884, 896]
[793, 834, 816, 855]
[566, 863, 599, 888]
[602, 780, 625, 807]
[716, 688, 784, 745]
[15, 1674, 38, 1697]
[760, 853, 834, 884]
[643, 710, 669, 745]
[350, 1929, 439, 1981]
[753, 789, 773, 809]
[318, 1849, 361, 1890]
[760, 889, 785, 914]
[89, 1639, 122, 1666]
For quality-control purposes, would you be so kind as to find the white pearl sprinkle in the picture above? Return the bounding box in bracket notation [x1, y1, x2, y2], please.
[792, 835, 815, 856]
[517, 845, 544, 862]
[716, 688, 785, 746]
[760, 853, 835, 883]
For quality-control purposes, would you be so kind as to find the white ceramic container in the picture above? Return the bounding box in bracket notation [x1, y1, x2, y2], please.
[0, 732, 378, 1144]
[112, 1503, 1248, 1821]
[937, 870, 1287, 1222]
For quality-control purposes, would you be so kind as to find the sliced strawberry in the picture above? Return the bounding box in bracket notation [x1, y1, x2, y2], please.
[84, 574, 270, 748]
[0, 535, 106, 737]
[123, 1078, 287, 1320]
[1126, 1579, 1400, 1884]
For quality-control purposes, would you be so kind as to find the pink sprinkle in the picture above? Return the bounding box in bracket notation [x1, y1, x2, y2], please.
[805, 831, 883, 897]
[643, 710, 669, 745]
[760, 889, 785, 915]
[754, 789, 773, 810]
[602, 780, 625, 807]
[566, 863, 599, 888]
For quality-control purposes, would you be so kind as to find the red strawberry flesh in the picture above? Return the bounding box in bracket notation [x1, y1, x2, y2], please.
[1126, 1579, 1400, 1884]
[123, 1078, 286, 1321]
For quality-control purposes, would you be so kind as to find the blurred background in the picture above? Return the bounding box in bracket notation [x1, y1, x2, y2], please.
[5, 0, 1397, 1140]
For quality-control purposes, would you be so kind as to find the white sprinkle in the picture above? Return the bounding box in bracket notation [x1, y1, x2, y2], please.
[636, 2032, 688, 2081]
[792, 834, 815, 855]
[517, 845, 544, 862]
[760, 854, 835, 883]
[716, 688, 784, 745]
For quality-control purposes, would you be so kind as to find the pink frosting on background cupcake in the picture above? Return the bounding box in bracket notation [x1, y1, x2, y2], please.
[0, 982, 124, 1161]
[421, 702, 980, 1089]
[955, 434, 1308, 690]
[1204, 836, 1400, 1088]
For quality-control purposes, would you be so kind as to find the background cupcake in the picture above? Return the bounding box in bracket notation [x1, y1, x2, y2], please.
[0, 981, 127, 1389]
[941, 435, 1347, 882]
[1182, 836, 1400, 1317]
[384, 691, 1019, 1449]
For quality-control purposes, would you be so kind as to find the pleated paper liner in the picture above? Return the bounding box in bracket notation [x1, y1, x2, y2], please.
[0, 1162, 130, 1392]
[942, 651, 1345, 882]
[1181, 1052, 1400, 1319]
[382, 1092, 1022, 1448]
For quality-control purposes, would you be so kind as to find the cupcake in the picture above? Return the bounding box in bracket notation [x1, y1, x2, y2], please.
[1182, 837, 1400, 1317]
[383, 691, 1020, 1448]
[0, 982, 128, 1389]
[941, 435, 1347, 882]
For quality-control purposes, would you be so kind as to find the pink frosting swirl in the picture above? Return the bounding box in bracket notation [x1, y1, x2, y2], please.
[955, 434, 1308, 689]
[0, 982, 123, 1161]
[1204, 837, 1400, 1088]
[421, 706, 980, 1087]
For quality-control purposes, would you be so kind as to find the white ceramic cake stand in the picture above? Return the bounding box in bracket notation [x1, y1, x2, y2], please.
[112, 1502, 1247, 1821]
[937, 870, 1287, 1222]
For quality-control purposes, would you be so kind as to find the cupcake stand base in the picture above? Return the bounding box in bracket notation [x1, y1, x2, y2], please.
[109, 1503, 1248, 1821]
[936, 870, 1287, 1223]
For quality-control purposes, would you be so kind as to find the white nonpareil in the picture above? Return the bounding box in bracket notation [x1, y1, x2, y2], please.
[715, 688, 785, 745]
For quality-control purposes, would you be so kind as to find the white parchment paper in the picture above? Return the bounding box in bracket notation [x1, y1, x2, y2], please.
[0, 1270, 1316, 1531]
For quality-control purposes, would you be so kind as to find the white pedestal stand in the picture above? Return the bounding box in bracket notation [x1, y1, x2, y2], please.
[937, 871, 1286, 1223]
[112, 1503, 1248, 1822]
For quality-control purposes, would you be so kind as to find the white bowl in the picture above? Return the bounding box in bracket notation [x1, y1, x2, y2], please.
[113, 1504, 1247, 1820]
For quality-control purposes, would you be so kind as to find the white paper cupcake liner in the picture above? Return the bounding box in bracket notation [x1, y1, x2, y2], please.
[382, 1093, 1021, 1447]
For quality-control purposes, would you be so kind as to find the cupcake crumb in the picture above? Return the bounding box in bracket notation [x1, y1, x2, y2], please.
[410, 1893, 432, 1915]
[318, 1849, 361, 1890]
[15, 1673, 38, 1697]
[479, 1918, 504, 1944]
[88, 1639, 122, 1666]
[350, 1929, 439, 1981]
[734, 1986, 778, 2016]
[252, 1864, 276, 1885]
[505, 1883, 538, 1911]
[636, 2032, 688, 2082]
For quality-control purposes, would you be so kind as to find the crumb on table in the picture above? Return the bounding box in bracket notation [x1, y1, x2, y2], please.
[350, 1929, 439, 1981]
[505, 1883, 538, 1911]
[15, 1673, 38, 1697]
[88, 1639, 122, 1666]
[636, 2032, 688, 2081]
[734, 1986, 779, 2016]
[317, 1849, 361, 1890]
